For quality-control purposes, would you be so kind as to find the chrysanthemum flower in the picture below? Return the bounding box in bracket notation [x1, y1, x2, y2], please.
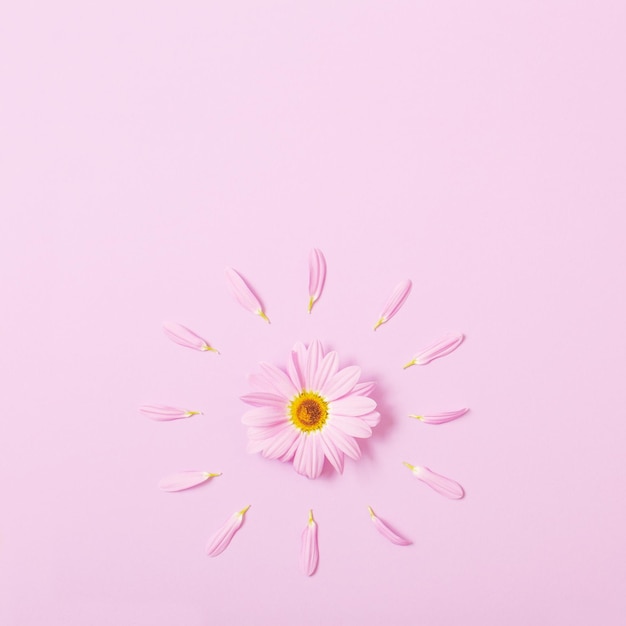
[241, 340, 380, 479]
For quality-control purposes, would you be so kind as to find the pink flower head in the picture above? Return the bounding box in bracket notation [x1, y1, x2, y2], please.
[241, 341, 380, 479]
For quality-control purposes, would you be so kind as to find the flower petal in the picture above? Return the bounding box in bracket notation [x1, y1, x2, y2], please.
[240, 392, 287, 409]
[280, 431, 305, 462]
[305, 340, 324, 390]
[319, 430, 344, 474]
[329, 396, 377, 417]
[139, 405, 200, 421]
[294, 433, 324, 479]
[322, 365, 361, 401]
[404, 463, 465, 499]
[353, 381, 376, 396]
[287, 342, 307, 389]
[329, 414, 372, 438]
[324, 424, 361, 460]
[368, 506, 412, 546]
[242, 407, 288, 427]
[206, 506, 250, 557]
[311, 351, 339, 393]
[300, 510, 319, 575]
[404, 333, 464, 368]
[258, 362, 299, 399]
[158, 471, 220, 492]
[259, 425, 300, 460]
[410, 408, 469, 425]
[308, 249, 327, 313]
[225, 267, 270, 323]
[162, 321, 217, 353]
[373, 279, 412, 330]
[360, 411, 381, 427]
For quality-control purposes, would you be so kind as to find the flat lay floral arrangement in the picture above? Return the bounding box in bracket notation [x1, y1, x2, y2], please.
[140, 249, 468, 576]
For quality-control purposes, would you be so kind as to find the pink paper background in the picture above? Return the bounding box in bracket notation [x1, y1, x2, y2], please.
[2, 2, 625, 624]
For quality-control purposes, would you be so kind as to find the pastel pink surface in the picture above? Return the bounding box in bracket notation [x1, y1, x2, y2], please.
[2, 2, 626, 626]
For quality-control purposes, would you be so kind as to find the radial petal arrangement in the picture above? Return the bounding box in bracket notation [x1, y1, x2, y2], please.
[373, 279, 412, 330]
[241, 341, 380, 479]
[404, 333, 464, 368]
[367, 506, 411, 546]
[403, 463, 465, 499]
[308, 248, 327, 313]
[300, 509, 319, 576]
[225, 267, 270, 323]
[139, 404, 201, 421]
[162, 321, 218, 353]
[205, 506, 250, 557]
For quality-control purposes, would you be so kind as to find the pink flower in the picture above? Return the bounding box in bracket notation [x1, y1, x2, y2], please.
[205, 505, 250, 557]
[367, 506, 411, 546]
[241, 341, 380, 479]
[300, 509, 319, 576]
[308, 248, 327, 313]
[373, 279, 412, 330]
[403, 462, 465, 499]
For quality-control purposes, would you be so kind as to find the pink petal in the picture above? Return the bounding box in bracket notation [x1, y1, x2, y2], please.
[404, 463, 465, 499]
[311, 351, 339, 393]
[322, 365, 361, 401]
[279, 431, 305, 462]
[287, 342, 307, 389]
[319, 430, 344, 473]
[329, 396, 377, 417]
[158, 471, 220, 492]
[246, 423, 290, 441]
[300, 510, 319, 575]
[242, 406, 288, 427]
[206, 506, 250, 557]
[258, 362, 299, 399]
[360, 411, 381, 427]
[162, 321, 217, 353]
[328, 414, 372, 438]
[324, 424, 361, 460]
[240, 392, 287, 409]
[305, 340, 324, 390]
[374, 279, 412, 330]
[308, 249, 327, 313]
[139, 404, 200, 421]
[225, 267, 270, 323]
[411, 408, 469, 425]
[259, 425, 300, 460]
[404, 333, 464, 368]
[353, 381, 376, 396]
[368, 507, 411, 546]
[294, 433, 324, 479]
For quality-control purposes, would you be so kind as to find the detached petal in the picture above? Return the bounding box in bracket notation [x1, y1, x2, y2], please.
[404, 333, 464, 368]
[139, 404, 201, 421]
[300, 510, 319, 576]
[368, 506, 411, 546]
[159, 471, 220, 492]
[410, 408, 469, 425]
[206, 506, 250, 557]
[308, 249, 327, 313]
[162, 321, 218, 353]
[225, 267, 270, 323]
[403, 463, 465, 499]
[374, 279, 412, 330]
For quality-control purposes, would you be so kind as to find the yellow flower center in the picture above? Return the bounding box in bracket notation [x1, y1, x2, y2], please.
[289, 391, 329, 432]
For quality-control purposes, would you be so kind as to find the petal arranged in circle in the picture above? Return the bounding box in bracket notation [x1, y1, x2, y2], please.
[259, 425, 300, 460]
[242, 407, 288, 427]
[300, 510, 319, 576]
[324, 424, 361, 460]
[258, 362, 299, 399]
[305, 340, 324, 390]
[294, 433, 324, 479]
[352, 381, 376, 396]
[322, 365, 361, 401]
[329, 396, 377, 417]
[368, 506, 411, 546]
[288, 342, 307, 389]
[158, 471, 220, 492]
[329, 414, 372, 438]
[311, 351, 339, 393]
[360, 411, 381, 427]
[319, 430, 344, 474]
